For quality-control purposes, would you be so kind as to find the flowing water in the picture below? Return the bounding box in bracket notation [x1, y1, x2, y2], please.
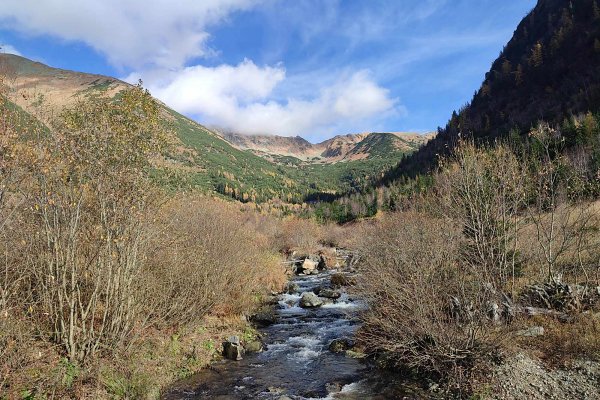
[164, 270, 427, 400]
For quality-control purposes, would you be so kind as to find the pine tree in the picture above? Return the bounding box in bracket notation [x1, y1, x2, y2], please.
[529, 42, 543, 67]
[515, 64, 524, 86]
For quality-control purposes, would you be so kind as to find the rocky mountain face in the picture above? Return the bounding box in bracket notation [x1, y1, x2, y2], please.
[221, 131, 433, 164]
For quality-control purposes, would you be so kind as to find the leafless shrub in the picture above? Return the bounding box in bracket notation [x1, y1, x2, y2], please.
[434, 142, 526, 292]
[357, 211, 503, 394]
[526, 124, 599, 284]
[21, 85, 167, 363]
[142, 195, 285, 327]
[273, 217, 322, 254]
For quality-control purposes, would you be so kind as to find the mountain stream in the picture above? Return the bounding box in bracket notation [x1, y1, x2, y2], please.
[164, 270, 427, 399]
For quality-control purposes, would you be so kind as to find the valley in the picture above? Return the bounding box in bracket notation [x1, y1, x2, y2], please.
[2, 1, 600, 399]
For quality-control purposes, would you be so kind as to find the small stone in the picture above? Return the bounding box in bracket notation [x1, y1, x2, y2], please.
[516, 326, 545, 337]
[319, 288, 342, 299]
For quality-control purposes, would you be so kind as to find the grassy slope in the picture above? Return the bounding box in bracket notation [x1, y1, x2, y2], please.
[161, 110, 416, 202]
[1, 53, 422, 203]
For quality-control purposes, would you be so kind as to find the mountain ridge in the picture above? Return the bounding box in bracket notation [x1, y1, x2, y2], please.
[0, 53, 429, 204]
[220, 131, 434, 164]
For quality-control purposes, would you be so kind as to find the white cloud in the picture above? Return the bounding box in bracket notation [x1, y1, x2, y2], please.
[0, 43, 21, 56]
[143, 61, 400, 136]
[0, 0, 260, 69]
[0, 1, 403, 136]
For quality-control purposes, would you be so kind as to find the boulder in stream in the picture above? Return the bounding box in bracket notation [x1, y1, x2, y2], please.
[245, 339, 264, 353]
[300, 292, 323, 308]
[319, 288, 341, 299]
[250, 310, 278, 327]
[223, 336, 245, 360]
[328, 338, 354, 353]
[284, 282, 300, 294]
[301, 258, 318, 274]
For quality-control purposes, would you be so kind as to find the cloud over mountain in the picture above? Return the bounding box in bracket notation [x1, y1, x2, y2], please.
[136, 60, 399, 136]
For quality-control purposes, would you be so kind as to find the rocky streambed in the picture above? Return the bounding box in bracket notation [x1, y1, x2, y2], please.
[163, 268, 427, 399]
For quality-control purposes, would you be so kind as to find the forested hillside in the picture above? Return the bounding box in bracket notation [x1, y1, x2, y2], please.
[385, 0, 600, 180]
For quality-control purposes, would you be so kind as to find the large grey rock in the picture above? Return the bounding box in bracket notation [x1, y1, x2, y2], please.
[300, 292, 323, 308]
[223, 336, 245, 360]
[301, 258, 318, 273]
[250, 311, 277, 327]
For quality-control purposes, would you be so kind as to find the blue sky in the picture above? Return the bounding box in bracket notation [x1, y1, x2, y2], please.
[0, 0, 536, 142]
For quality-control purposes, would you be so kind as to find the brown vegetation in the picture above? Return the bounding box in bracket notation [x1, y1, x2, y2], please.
[0, 83, 287, 398]
[356, 135, 600, 396]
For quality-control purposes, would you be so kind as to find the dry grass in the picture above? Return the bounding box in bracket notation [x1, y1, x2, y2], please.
[518, 314, 600, 367]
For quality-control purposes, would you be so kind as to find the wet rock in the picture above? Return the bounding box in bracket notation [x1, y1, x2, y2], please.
[285, 299, 296, 307]
[245, 340, 263, 353]
[284, 282, 300, 294]
[223, 336, 245, 360]
[250, 311, 278, 327]
[302, 390, 323, 398]
[268, 386, 286, 394]
[319, 288, 341, 299]
[325, 382, 343, 393]
[300, 292, 323, 308]
[329, 338, 354, 353]
[516, 326, 545, 337]
[302, 258, 318, 273]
